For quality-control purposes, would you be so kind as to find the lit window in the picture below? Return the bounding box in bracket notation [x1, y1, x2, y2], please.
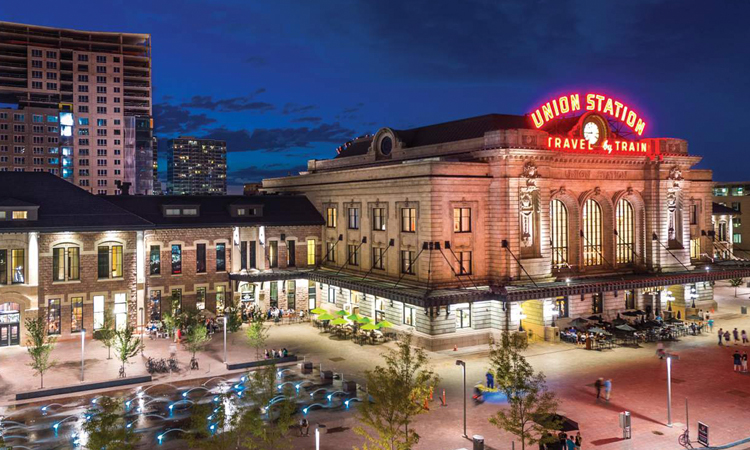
[582, 199, 603, 266]
[326, 207, 337, 228]
[307, 239, 316, 266]
[403, 305, 417, 327]
[616, 199, 635, 264]
[550, 200, 568, 269]
[93, 295, 105, 330]
[453, 208, 471, 232]
[372, 207, 386, 231]
[401, 208, 416, 232]
[12, 211, 27, 220]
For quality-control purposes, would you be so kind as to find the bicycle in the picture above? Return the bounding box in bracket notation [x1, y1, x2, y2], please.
[678, 428, 693, 449]
[168, 357, 179, 372]
[189, 356, 199, 371]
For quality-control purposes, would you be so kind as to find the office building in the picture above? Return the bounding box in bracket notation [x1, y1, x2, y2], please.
[167, 137, 227, 195]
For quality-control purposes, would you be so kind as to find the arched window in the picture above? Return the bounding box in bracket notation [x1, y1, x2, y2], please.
[616, 199, 635, 264]
[52, 244, 80, 282]
[550, 200, 569, 269]
[582, 199, 602, 266]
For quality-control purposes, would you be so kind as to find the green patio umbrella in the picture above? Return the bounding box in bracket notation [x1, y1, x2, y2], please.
[331, 317, 349, 326]
[361, 323, 379, 331]
[335, 309, 348, 316]
[376, 320, 393, 328]
[357, 316, 371, 324]
[311, 307, 327, 315]
[348, 313, 363, 322]
[317, 313, 335, 321]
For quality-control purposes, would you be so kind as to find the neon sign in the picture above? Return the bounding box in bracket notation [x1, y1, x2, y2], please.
[547, 136, 656, 158]
[531, 93, 647, 136]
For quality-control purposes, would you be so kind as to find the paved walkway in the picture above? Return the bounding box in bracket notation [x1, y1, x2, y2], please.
[2, 281, 750, 450]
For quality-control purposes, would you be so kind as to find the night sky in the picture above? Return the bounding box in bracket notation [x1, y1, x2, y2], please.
[4, 0, 750, 193]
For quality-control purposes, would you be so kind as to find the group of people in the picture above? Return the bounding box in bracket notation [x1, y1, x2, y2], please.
[732, 350, 749, 372]
[593, 377, 612, 401]
[540, 431, 582, 450]
[263, 348, 289, 359]
[240, 304, 308, 324]
[717, 327, 749, 346]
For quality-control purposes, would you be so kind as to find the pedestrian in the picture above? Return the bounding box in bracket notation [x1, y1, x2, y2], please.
[575, 431, 582, 450]
[725, 330, 732, 344]
[733, 350, 742, 372]
[708, 318, 714, 332]
[743, 352, 749, 373]
[743, 330, 748, 345]
[486, 371, 495, 389]
[604, 378, 612, 401]
[718, 328, 724, 345]
[734, 328, 740, 345]
[300, 418, 309, 436]
[566, 435, 576, 450]
[594, 377, 603, 400]
[656, 342, 665, 359]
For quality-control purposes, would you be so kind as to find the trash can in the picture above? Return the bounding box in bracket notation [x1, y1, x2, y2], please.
[619, 411, 631, 439]
[472, 435, 484, 450]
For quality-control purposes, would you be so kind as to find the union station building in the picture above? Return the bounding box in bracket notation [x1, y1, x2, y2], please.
[1, 92, 748, 350]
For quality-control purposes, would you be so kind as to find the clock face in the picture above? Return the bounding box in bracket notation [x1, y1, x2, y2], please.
[583, 121, 601, 145]
[380, 136, 393, 155]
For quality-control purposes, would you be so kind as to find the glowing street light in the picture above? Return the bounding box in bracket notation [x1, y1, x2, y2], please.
[456, 360, 467, 438]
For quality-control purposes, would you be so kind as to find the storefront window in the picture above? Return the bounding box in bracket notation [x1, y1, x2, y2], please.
[455, 303, 471, 329]
[71, 297, 83, 332]
[196, 243, 207, 273]
[93, 295, 105, 330]
[616, 199, 635, 264]
[216, 286, 226, 314]
[196, 287, 206, 310]
[582, 199, 603, 266]
[555, 296, 569, 318]
[287, 280, 296, 310]
[47, 298, 61, 335]
[403, 305, 416, 327]
[550, 200, 568, 269]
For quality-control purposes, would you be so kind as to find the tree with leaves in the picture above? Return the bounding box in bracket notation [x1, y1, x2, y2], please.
[245, 316, 269, 360]
[730, 277, 744, 297]
[114, 326, 142, 378]
[25, 316, 56, 389]
[94, 309, 116, 359]
[354, 333, 440, 450]
[225, 305, 243, 334]
[488, 333, 560, 450]
[184, 323, 211, 370]
[235, 365, 296, 450]
[83, 396, 139, 450]
[186, 394, 236, 450]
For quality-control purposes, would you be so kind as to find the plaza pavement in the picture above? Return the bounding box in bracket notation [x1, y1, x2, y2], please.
[2, 280, 750, 450]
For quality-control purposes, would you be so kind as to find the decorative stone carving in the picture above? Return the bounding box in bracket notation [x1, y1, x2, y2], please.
[668, 166, 684, 188]
[626, 186, 634, 196]
[522, 161, 540, 187]
[594, 186, 601, 196]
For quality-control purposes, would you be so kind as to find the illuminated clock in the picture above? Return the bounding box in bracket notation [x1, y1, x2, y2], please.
[583, 121, 601, 146]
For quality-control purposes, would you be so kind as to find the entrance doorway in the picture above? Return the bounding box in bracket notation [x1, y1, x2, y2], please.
[0, 303, 20, 346]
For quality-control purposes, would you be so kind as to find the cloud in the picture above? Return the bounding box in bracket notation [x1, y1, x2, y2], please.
[342, 102, 364, 114]
[291, 116, 323, 123]
[228, 164, 308, 183]
[153, 103, 217, 134]
[180, 95, 274, 113]
[204, 122, 355, 153]
[282, 103, 317, 115]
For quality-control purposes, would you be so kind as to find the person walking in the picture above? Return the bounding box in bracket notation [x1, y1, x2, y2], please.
[566, 435, 576, 450]
[604, 378, 612, 401]
[733, 351, 742, 372]
[733, 328, 740, 345]
[743, 352, 749, 373]
[725, 330, 732, 345]
[742, 330, 748, 345]
[594, 377, 603, 400]
[718, 328, 724, 346]
[486, 371, 495, 389]
[575, 432, 582, 450]
[708, 318, 714, 332]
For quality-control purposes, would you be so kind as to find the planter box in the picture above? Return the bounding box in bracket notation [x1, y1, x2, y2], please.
[226, 355, 298, 371]
[16, 375, 152, 401]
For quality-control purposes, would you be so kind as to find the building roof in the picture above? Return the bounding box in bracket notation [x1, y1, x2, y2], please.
[104, 194, 324, 228]
[713, 202, 740, 215]
[0, 173, 150, 232]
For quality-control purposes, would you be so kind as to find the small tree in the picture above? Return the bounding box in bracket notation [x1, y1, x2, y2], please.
[114, 326, 141, 378]
[245, 317, 269, 360]
[94, 309, 117, 359]
[235, 365, 296, 450]
[225, 305, 242, 334]
[354, 333, 440, 450]
[488, 333, 560, 450]
[184, 324, 211, 370]
[83, 396, 139, 450]
[25, 316, 56, 389]
[162, 310, 177, 338]
[187, 394, 236, 450]
[730, 277, 744, 297]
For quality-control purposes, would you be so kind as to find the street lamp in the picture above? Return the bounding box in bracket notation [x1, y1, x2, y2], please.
[665, 352, 679, 427]
[223, 314, 228, 364]
[80, 328, 86, 382]
[456, 360, 467, 438]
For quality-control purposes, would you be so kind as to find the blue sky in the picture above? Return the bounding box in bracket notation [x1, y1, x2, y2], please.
[4, 0, 750, 192]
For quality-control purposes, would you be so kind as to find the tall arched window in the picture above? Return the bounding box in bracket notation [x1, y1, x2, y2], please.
[616, 199, 635, 264]
[550, 200, 569, 269]
[582, 199, 602, 266]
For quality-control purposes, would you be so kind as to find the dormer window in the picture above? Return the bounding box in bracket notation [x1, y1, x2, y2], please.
[0, 200, 39, 221]
[182, 208, 198, 216]
[165, 208, 181, 216]
[162, 205, 200, 217]
[12, 211, 28, 220]
[230, 205, 262, 218]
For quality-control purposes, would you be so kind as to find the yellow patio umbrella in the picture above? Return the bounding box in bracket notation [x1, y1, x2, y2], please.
[376, 320, 393, 328]
[318, 313, 335, 321]
[361, 323, 379, 331]
[311, 307, 327, 315]
[357, 316, 371, 324]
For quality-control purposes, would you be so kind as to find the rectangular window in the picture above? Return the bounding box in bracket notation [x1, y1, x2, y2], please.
[149, 245, 161, 275]
[171, 245, 182, 274]
[12, 211, 27, 220]
[401, 208, 416, 232]
[592, 293, 603, 314]
[453, 207, 472, 232]
[196, 287, 206, 310]
[287, 280, 296, 310]
[555, 296, 569, 319]
[373, 207, 386, 231]
[732, 202, 742, 212]
[240, 241, 248, 270]
[308, 284, 316, 311]
[114, 293, 127, 331]
[690, 204, 698, 225]
[150, 290, 161, 322]
[270, 282, 278, 307]
[348, 244, 359, 266]
[348, 207, 360, 229]
[216, 243, 226, 272]
[375, 297, 385, 323]
[401, 250, 415, 274]
[93, 295, 105, 330]
[734, 233, 742, 244]
[403, 305, 417, 327]
[0, 250, 6, 285]
[458, 251, 472, 275]
[11, 249, 24, 284]
[47, 299, 61, 335]
[249, 241, 257, 269]
[71, 297, 83, 333]
[690, 238, 701, 260]
[307, 239, 316, 265]
[196, 243, 207, 273]
[287, 240, 296, 266]
[455, 304, 471, 329]
[68, 247, 80, 280]
[171, 289, 182, 315]
[326, 207, 337, 228]
[625, 290, 636, 310]
[268, 241, 278, 267]
[111, 245, 123, 278]
[326, 242, 336, 263]
[53, 247, 65, 281]
[216, 286, 226, 314]
[372, 247, 385, 270]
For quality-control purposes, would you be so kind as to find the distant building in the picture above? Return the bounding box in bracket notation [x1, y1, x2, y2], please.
[167, 137, 227, 195]
[713, 182, 746, 253]
[243, 183, 262, 196]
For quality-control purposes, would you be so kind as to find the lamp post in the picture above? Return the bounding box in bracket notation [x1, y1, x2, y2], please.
[518, 312, 527, 332]
[315, 425, 321, 450]
[80, 328, 86, 382]
[456, 360, 467, 438]
[223, 314, 228, 364]
[665, 352, 679, 427]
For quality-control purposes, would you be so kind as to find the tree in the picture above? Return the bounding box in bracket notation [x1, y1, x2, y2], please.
[25, 316, 56, 389]
[83, 396, 139, 450]
[225, 305, 243, 334]
[114, 326, 142, 378]
[184, 324, 211, 370]
[235, 365, 296, 450]
[94, 309, 116, 359]
[162, 310, 177, 338]
[186, 394, 236, 450]
[354, 333, 439, 450]
[488, 333, 560, 450]
[245, 316, 269, 360]
[730, 277, 744, 297]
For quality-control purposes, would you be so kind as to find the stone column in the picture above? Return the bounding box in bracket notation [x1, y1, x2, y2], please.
[136, 231, 145, 327]
[27, 232, 38, 287]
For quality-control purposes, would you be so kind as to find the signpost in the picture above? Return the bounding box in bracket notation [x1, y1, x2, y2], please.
[698, 422, 709, 447]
